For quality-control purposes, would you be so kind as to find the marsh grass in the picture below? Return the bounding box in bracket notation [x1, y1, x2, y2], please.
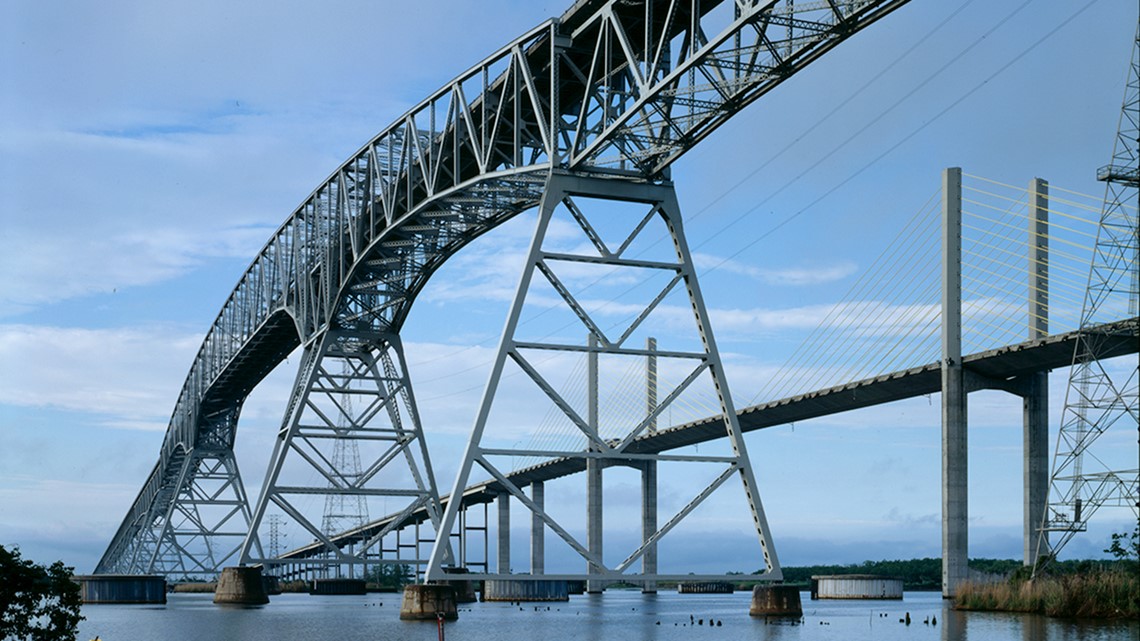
[955, 569, 1139, 619]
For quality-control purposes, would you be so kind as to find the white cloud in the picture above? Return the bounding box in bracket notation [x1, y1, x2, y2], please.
[0, 324, 202, 430]
[694, 252, 858, 286]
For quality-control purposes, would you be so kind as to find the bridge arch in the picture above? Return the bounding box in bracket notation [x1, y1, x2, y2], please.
[98, 0, 917, 575]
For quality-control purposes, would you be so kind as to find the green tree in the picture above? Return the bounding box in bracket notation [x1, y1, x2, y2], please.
[0, 545, 83, 641]
[1104, 524, 1140, 567]
[366, 563, 413, 589]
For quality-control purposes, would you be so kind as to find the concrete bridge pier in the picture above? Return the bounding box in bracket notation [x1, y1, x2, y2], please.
[941, 171, 1054, 595]
[214, 566, 269, 605]
[941, 167, 968, 598]
[531, 481, 544, 574]
[586, 334, 604, 594]
[399, 584, 458, 620]
[1023, 177, 1050, 567]
[497, 492, 510, 574]
[641, 460, 658, 593]
[642, 337, 658, 594]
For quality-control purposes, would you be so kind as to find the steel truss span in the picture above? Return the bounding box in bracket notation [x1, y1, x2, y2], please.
[97, 0, 912, 575]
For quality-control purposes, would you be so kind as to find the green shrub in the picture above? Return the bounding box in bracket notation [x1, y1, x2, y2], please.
[0, 545, 84, 641]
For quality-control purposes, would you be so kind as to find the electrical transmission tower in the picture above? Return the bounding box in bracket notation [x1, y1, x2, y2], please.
[321, 363, 370, 538]
[1039, 24, 1139, 564]
[267, 514, 285, 559]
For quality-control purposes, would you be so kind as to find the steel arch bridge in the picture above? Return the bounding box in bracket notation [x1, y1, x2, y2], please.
[97, 0, 913, 577]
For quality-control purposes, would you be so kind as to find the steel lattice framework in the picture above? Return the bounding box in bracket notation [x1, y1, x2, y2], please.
[97, 0, 912, 575]
[1039, 25, 1139, 563]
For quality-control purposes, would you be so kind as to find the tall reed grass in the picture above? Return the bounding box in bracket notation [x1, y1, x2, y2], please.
[955, 569, 1139, 619]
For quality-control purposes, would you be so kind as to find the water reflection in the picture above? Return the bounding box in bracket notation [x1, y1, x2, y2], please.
[76, 590, 1138, 641]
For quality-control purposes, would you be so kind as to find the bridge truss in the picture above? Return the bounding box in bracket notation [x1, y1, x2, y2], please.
[98, 0, 918, 576]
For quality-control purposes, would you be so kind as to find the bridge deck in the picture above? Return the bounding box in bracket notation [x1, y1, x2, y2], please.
[276, 317, 1138, 562]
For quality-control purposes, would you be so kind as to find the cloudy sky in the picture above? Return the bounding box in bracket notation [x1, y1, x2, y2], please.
[2, 0, 1136, 575]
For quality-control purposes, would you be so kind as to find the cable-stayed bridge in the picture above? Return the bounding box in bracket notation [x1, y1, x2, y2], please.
[267, 172, 1138, 595]
[94, 0, 1138, 601]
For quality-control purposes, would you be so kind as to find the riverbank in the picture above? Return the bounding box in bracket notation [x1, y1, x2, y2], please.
[954, 569, 1139, 619]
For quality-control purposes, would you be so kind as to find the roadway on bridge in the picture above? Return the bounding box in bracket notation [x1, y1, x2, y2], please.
[278, 317, 1138, 561]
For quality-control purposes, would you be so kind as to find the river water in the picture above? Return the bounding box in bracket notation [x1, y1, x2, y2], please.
[77, 590, 1135, 641]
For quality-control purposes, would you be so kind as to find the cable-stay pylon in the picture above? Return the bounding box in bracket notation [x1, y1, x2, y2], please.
[1036, 24, 1140, 569]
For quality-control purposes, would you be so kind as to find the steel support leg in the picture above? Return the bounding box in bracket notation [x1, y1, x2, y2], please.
[425, 172, 782, 583]
[239, 329, 448, 572]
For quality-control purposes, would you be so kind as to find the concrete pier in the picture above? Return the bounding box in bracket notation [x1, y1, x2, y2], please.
[1024, 177, 1049, 566]
[586, 334, 604, 594]
[483, 579, 569, 602]
[74, 575, 166, 604]
[310, 578, 366, 595]
[749, 585, 803, 618]
[497, 492, 510, 574]
[642, 338, 658, 594]
[399, 584, 458, 620]
[262, 574, 282, 595]
[641, 460, 658, 594]
[677, 581, 733, 594]
[213, 566, 269, 605]
[810, 575, 903, 600]
[530, 481, 544, 574]
[442, 566, 478, 603]
[941, 167, 968, 598]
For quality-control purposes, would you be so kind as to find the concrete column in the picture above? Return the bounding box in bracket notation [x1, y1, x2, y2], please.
[530, 481, 544, 574]
[497, 493, 510, 574]
[1024, 177, 1049, 566]
[586, 333, 603, 593]
[641, 461, 658, 593]
[642, 337, 658, 593]
[941, 167, 968, 598]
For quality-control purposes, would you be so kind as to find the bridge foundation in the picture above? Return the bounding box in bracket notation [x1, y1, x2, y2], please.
[749, 585, 803, 618]
[399, 584, 458, 621]
[214, 566, 269, 605]
[74, 575, 167, 604]
[483, 579, 569, 602]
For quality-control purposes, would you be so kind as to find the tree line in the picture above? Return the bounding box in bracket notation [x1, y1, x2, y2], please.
[765, 557, 1134, 590]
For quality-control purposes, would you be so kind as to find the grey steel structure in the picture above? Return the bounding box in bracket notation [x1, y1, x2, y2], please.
[267, 319, 1137, 572]
[1039, 25, 1140, 564]
[96, 0, 919, 576]
[424, 175, 782, 584]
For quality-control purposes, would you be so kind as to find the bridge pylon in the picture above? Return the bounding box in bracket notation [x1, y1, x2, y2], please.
[426, 172, 782, 585]
[238, 329, 450, 579]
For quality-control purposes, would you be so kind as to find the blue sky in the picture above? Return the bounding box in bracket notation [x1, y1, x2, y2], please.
[1, 0, 1137, 575]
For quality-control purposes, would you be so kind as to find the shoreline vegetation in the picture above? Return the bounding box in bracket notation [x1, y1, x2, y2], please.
[954, 567, 1139, 620]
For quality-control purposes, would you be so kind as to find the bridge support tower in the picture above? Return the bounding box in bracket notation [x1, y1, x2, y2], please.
[1023, 177, 1050, 566]
[238, 329, 450, 577]
[425, 172, 783, 587]
[942, 170, 1054, 595]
